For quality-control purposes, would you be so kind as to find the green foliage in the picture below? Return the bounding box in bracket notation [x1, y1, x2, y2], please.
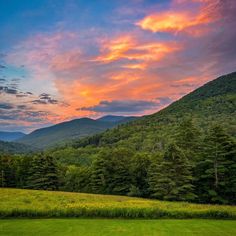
[148, 143, 195, 201]
[91, 148, 133, 195]
[0, 141, 34, 154]
[195, 124, 236, 204]
[27, 155, 59, 190]
[64, 165, 91, 193]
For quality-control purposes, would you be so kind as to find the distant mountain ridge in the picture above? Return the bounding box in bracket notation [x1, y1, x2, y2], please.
[16, 115, 137, 149]
[0, 131, 26, 142]
[97, 115, 137, 123]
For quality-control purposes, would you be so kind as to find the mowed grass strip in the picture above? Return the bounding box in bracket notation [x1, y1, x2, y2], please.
[0, 188, 236, 219]
[1, 219, 236, 236]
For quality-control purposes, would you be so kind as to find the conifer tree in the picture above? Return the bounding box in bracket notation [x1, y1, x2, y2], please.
[174, 118, 201, 161]
[91, 150, 110, 194]
[195, 124, 236, 204]
[148, 143, 195, 201]
[0, 155, 16, 187]
[27, 155, 58, 190]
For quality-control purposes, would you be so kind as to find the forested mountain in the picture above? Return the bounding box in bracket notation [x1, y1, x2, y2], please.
[0, 140, 34, 154]
[74, 72, 236, 149]
[16, 116, 136, 149]
[0, 131, 26, 142]
[1, 72, 236, 205]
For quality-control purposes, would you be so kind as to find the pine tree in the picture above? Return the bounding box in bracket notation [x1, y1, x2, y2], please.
[111, 148, 132, 195]
[0, 155, 16, 187]
[148, 143, 195, 201]
[91, 150, 110, 194]
[130, 153, 151, 197]
[91, 148, 132, 195]
[195, 124, 236, 204]
[174, 118, 201, 161]
[27, 155, 58, 190]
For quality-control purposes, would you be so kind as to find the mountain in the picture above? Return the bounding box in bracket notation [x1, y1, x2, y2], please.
[16, 116, 136, 149]
[0, 131, 26, 142]
[73, 71, 236, 149]
[0, 140, 34, 154]
[97, 115, 137, 123]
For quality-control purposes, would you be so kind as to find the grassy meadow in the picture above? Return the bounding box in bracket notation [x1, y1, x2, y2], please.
[0, 188, 236, 219]
[1, 219, 236, 236]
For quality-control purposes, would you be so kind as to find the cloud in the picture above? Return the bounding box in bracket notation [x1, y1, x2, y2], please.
[2, 0, 236, 132]
[92, 35, 180, 64]
[0, 103, 14, 110]
[136, 0, 219, 35]
[79, 100, 160, 113]
[0, 86, 18, 95]
[31, 93, 62, 105]
[156, 97, 173, 105]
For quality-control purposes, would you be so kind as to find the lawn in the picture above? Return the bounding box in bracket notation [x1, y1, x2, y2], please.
[1, 188, 236, 219]
[0, 219, 236, 236]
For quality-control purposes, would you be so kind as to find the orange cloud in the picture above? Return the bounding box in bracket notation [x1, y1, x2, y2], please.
[92, 36, 135, 63]
[93, 35, 180, 66]
[137, 8, 216, 34]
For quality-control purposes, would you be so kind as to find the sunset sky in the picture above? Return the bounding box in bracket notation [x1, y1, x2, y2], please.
[0, 0, 235, 132]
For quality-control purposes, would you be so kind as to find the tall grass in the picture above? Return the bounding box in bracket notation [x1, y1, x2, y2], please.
[0, 188, 235, 219]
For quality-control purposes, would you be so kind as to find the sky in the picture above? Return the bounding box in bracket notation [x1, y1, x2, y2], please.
[0, 0, 236, 133]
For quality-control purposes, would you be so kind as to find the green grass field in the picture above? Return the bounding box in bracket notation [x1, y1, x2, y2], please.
[0, 219, 236, 236]
[1, 188, 236, 219]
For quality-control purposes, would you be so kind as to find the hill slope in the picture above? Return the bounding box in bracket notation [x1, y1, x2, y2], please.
[73, 71, 236, 149]
[0, 131, 25, 142]
[0, 140, 34, 154]
[17, 116, 136, 149]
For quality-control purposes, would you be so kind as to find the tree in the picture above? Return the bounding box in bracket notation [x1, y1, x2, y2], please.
[148, 143, 195, 201]
[91, 148, 133, 195]
[0, 155, 16, 187]
[174, 118, 201, 161]
[195, 124, 236, 204]
[27, 155, 59, 190]
[91, 150, 110, 194]
[110, 148, 133, 195]
[129, 152, 151, 197]
[64, 165, 91, 192]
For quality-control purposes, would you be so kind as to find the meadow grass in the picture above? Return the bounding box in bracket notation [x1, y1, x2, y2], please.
[1, 219, 236, 236]
[0, 188, 236, 219]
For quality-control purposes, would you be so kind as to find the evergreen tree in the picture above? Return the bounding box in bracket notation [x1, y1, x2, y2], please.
[91, 148, 132, 195]
[129, 153, 151, 197]
[110, 148, 132, 195]
[91, 150, 110, 194]
[174, 118, 201, 161]
[195, 124, 236, 204]
[27, 155, 58, 190]
[148, 143, 195, 201]
[0, 155, 16, 187]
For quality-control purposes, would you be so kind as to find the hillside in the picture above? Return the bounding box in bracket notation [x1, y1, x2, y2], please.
[1, 188, 235, 219]
[0, 140, 34, 154]
[16, 116, 136, 149]
[0, 131, 26, 141]
[73, 72, 236, 149]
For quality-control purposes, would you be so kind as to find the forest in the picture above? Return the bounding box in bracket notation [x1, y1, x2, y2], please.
[1, 119, 236, 205]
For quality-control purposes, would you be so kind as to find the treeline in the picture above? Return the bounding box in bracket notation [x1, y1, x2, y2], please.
[1, 120, 236, 205]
